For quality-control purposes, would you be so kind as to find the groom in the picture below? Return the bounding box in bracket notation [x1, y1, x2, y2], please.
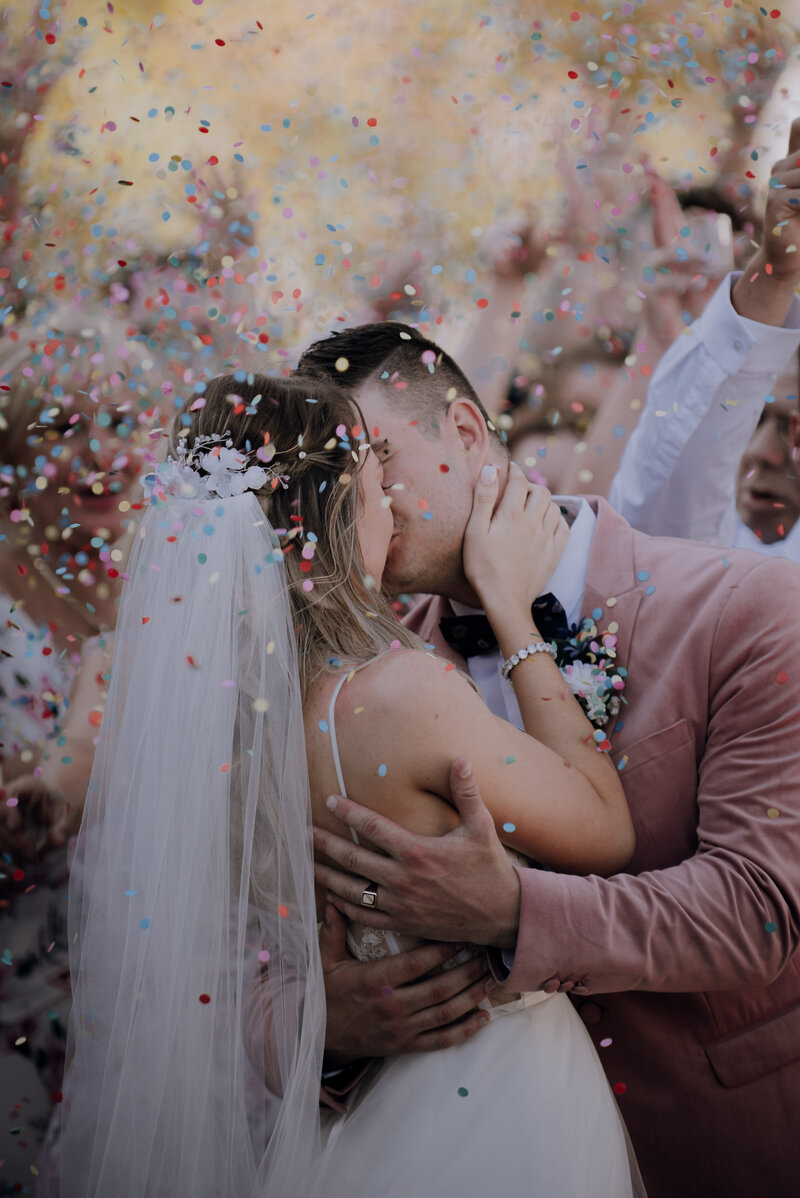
[300, 126, 800, 1198]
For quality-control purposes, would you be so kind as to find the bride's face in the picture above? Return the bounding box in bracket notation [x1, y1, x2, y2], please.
[356, 448, 393, 585]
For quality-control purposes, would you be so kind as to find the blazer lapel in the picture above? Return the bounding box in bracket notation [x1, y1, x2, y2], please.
[580, 498, 644, 714]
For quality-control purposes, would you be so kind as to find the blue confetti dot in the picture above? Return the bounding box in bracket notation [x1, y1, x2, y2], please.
[502, 821, 516, 833]
[378, 764, 387, 777]
[645, 585, 656, 596]
[765, 921, 777, 934]
[198, 553, 207, 564]
[318, 720, 329, 733]
[125, 889, 137, 897]
[203, 525, 215, 536]
[637, 571, 649, 581]
[139, 918, 151, 930]
[592, 607, 603, 620]
[421, 511, 433, 520]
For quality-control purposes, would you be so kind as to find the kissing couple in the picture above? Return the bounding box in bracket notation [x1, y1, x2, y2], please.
[58, 319, 800, 1197]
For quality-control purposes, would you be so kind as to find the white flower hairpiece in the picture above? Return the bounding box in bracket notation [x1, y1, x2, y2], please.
[140, 432, 287, 505]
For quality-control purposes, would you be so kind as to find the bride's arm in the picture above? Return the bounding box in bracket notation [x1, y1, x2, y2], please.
[463, 464, 626, 813]
[331, 646, 633, 877]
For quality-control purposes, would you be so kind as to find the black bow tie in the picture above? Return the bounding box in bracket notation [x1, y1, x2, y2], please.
[439, 592, 573, 658]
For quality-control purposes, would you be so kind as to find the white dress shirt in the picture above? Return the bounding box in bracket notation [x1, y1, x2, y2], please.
[608, 271, 800, 562]
[450, 497, 596, 729]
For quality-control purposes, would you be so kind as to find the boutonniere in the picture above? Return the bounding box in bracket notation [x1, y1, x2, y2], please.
[553, 618, 627, 732]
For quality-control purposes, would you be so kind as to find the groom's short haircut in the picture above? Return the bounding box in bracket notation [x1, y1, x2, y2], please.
[296, 321, 507, 449]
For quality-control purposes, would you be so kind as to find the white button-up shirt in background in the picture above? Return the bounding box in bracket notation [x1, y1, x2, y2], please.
[609, 271, 800, 562]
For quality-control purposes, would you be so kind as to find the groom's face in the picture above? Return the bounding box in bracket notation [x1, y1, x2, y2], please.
[356, 384, 477, 598]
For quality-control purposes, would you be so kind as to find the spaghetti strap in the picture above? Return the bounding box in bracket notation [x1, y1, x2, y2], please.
[327, 658, 385, 846]
[327, 672, 352, 805]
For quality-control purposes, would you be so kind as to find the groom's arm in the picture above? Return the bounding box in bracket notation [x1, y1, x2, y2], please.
[503, 552, 800, 997]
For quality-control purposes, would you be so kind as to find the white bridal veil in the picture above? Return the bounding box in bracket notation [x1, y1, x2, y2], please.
[58, 486, 325, 1196]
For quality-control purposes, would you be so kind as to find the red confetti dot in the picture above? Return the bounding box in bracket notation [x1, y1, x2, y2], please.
[569, 10, 580, 19]
[300, 561, 312, 573]
[107, 568, 119, 578]
[42, 646, 52, 656]
[206, 155, 219, 165]
[776, 672, 789, 684]
[367, 117, 377, 127]
[278, 904, 289, 918]
[439, 464, 450, 473]
[568, 70, 578, 79]
[476, 297, 489, 308]
[215, 38, 225, 46]
[88, 710, 103, 728]
[198, 993, 211, 1004]
[220, 762, 231, 773]
[45, 31, 56, 43]
[13, 869, 25, 882]
[770, 8, 781, 16]
[613, 1082, 626, 1095]
[142, 617, 150, 625]
[53, 1091, 63, 1104]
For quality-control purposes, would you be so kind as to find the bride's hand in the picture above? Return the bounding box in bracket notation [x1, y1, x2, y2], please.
[463, 461, 568, 616]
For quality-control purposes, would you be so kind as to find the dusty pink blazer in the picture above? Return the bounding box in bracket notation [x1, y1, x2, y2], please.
[405, 497, 800, 1198]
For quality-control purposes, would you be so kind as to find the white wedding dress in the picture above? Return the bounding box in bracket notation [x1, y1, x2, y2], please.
[318, 671, 644, 1198]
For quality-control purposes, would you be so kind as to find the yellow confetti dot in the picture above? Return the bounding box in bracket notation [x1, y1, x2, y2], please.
[354, 706, 365, 714]
[607, 621, 619, 634]
[767, 808, 780, 819]
[335, 356, 349, 372]
[606, 597, 617, 608]
[253, 698, 269, 713]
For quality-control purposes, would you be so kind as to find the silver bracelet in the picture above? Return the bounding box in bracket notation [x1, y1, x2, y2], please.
[501, 640, 557, 681]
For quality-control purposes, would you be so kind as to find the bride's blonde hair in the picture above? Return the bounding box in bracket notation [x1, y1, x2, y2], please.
[169, 371, 424, 699]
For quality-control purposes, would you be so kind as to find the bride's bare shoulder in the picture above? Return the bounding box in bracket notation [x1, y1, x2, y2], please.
[339, 648, 469, 711]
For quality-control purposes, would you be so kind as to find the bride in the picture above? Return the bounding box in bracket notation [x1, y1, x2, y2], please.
[58, 370, 641, 1196]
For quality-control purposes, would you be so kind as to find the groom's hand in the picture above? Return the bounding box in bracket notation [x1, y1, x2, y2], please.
[320, 903, 494, 1064]
[313, 758, 521, 949]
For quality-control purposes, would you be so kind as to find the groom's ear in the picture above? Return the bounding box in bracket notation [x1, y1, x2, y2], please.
[446, 398, 491, 460]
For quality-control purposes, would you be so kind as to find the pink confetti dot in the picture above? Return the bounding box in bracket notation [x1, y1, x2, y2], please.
[257, 950, 270, 963]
